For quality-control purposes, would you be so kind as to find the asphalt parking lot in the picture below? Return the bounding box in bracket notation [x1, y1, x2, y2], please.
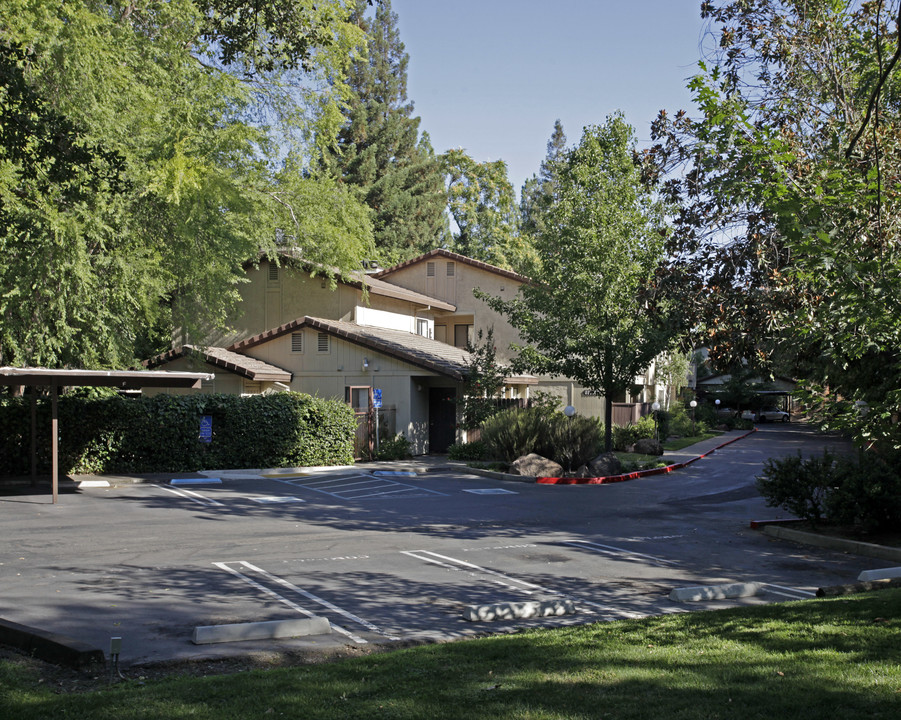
[1, 424, 876, 667]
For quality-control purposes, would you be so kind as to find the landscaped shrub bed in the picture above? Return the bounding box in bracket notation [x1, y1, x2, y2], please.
[0, 392, 355, 474]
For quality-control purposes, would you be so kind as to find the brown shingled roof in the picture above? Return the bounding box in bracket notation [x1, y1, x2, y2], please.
[230, 316, 473, 381]
[372, 248, 531, 285]
[145, 345, 292, 383]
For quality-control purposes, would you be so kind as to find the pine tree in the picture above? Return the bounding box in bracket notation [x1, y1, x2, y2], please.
[325, 0, 447, 264]
[520, 119, 567, 238]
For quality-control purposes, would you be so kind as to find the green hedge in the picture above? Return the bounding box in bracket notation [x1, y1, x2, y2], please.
[0, 392, 355, 474]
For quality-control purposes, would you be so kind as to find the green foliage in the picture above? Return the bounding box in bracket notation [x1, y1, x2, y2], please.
[447, 440, 487, 461]
[480, 406, 602, 468]
[0, 0, 367, 368]
[375, 433, 412, 461]
[457, 327, 506, 430]
[323, 0, 447, 264]
[655, 408, 671, 441]
[520, 119, 567, 248]
[668, 404, 708, 437]
[825, 453, 901, 533]
[756, 450, 839, 526]
[440, 148, 532, 272]
[0, 392, 354, 474]
[612, 415, 656, 452]
[480, 114, 674, 452]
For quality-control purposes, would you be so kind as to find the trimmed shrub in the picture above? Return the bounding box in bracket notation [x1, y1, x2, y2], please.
[756, 450, 838, 526]
[825, 454, 901, 533]
[612, 415, 656, 451]
[547, 414, 604, 471]
[0, 392, 355, 474]
[376, 434, 413, 461]
[447, 441, 488, 461]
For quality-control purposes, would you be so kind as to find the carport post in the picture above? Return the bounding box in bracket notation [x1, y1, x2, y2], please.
[30, 392, 37, 487]
[51, 381, 58, 505]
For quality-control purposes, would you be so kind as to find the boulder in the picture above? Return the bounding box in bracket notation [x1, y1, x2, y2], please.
[509, 453, 564, 478]
[585, 452, 623, 478]
[633, 438, 664, 457]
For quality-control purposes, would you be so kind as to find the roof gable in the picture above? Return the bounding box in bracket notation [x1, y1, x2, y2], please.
[146, 345, 291, 383]
[372, 249, 530, 285]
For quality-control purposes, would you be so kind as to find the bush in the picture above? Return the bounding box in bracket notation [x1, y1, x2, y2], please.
[481, 406, 552, 462]
[547, 415, 604, 471]
[756, 450, 839, 526]
[825, 453, 901, 533]
[376, 434, 412, 461]
[655, 409, 671, 442]
[447, 441, 488, 461]
[0, 392, 356, 474]
[612, 415, 656, 451]
[480, 406, 603, 467]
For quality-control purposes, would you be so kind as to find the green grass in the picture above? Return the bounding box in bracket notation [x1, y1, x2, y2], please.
[663, 432, 719, 452]
[3, 590, 900, 719]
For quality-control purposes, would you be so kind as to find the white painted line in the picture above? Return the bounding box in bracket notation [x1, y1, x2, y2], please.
[564, 540, 677, 566]
[238, 562, 401, 641]
[463, 489, 518, 495]
[764, 583, 815, 598]
[78, 480, 110, 488]
[171, 478, 222, 485]
[158, 485, 224, 507]
[214, 562, 367, 644]
[372, 471, 418, 477]
[402, 550, 535, 594]
[250, 496, 305, 504]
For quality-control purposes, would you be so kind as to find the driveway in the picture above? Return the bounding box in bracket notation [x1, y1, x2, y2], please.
[0, 423, 871, 667]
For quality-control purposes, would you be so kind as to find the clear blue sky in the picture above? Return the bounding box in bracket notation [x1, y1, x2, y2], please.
[390, 0, 710, 196]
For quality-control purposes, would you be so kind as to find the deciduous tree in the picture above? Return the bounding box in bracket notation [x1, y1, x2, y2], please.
[482, 115, 673, 452]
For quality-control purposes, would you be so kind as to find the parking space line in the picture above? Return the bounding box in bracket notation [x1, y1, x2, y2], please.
[402, 549, 607, 611]
[236, 561, 401, 641]
[272, 474, 446, 500]
[214, 562, 367, 644]
[563, 540, 677, 566]
[158, 485, 224, 507]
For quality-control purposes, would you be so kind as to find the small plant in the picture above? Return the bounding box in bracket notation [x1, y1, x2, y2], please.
[548, 414, 604, 471]
[447, 440, 487, 461]
[612, 415, 655, 451]
[756, 450, 838, 526]
[375, 434, 412, 461]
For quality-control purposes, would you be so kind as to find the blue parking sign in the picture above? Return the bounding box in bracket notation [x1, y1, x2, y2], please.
[199, 415, 213, 443]
[373, 389, 382, 408]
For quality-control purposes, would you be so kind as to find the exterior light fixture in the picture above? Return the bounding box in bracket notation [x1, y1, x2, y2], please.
[362, 358, 369, 370]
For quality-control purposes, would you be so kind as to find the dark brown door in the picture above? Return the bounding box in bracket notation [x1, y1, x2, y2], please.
[428, 387, 457, 453]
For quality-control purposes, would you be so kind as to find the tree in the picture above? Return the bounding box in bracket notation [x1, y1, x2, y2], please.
[440, 149, 533, 273]
[457, 328, 507, 431]
[324, 0, 447, 265]
[520, 119, 567, 240]
[482, 114, 673, 452]
[0, 0, 371, 369]
[643, 0, 901, 450]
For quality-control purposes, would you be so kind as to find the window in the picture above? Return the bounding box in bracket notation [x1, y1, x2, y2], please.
[417, 318, 429, 337]
[268, 263, 279, 282]
[426, 261, 436, 277]
[447, 262, 455, 276]
[317, 332, 330, 353]
[454, 324, 472, 348]
[291, 332, 303, 353]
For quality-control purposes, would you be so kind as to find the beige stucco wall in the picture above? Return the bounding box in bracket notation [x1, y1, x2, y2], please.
[141, 356, 242, 397]
[378, 259, 525, 365]
[242, 331, 444, 455]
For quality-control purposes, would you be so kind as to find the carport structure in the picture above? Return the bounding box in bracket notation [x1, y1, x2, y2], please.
[0, 367, 214, 504]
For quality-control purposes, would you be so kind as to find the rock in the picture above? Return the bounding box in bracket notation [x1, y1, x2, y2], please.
[633, 438, 664, 456]
[509, 453, 564, 478]
[585, 452, 623, 477]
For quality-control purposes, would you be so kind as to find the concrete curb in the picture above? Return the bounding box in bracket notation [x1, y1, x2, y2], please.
[669, 582, 763, 603]
[858, 567, 901, 581]
[192, 617, 331, 645]
[537, 429, 758, 485]
[762, 526, 901, 562]
[462, 599, 576, 622]
[0, 618, 105, 668]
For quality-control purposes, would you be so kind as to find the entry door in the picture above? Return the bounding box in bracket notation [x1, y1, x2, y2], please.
[428, 387, 457, 453]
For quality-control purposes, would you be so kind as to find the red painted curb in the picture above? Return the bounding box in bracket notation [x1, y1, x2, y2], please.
[536, 428, 758, 485]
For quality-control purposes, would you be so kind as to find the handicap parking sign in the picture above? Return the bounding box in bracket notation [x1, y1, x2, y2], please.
[373, 389, 382, 408]
[199, 415, 213, 443]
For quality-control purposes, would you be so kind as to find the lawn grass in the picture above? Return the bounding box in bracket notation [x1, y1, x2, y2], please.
[3, 590, 900, 719]
[663, 432, 720, 452]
